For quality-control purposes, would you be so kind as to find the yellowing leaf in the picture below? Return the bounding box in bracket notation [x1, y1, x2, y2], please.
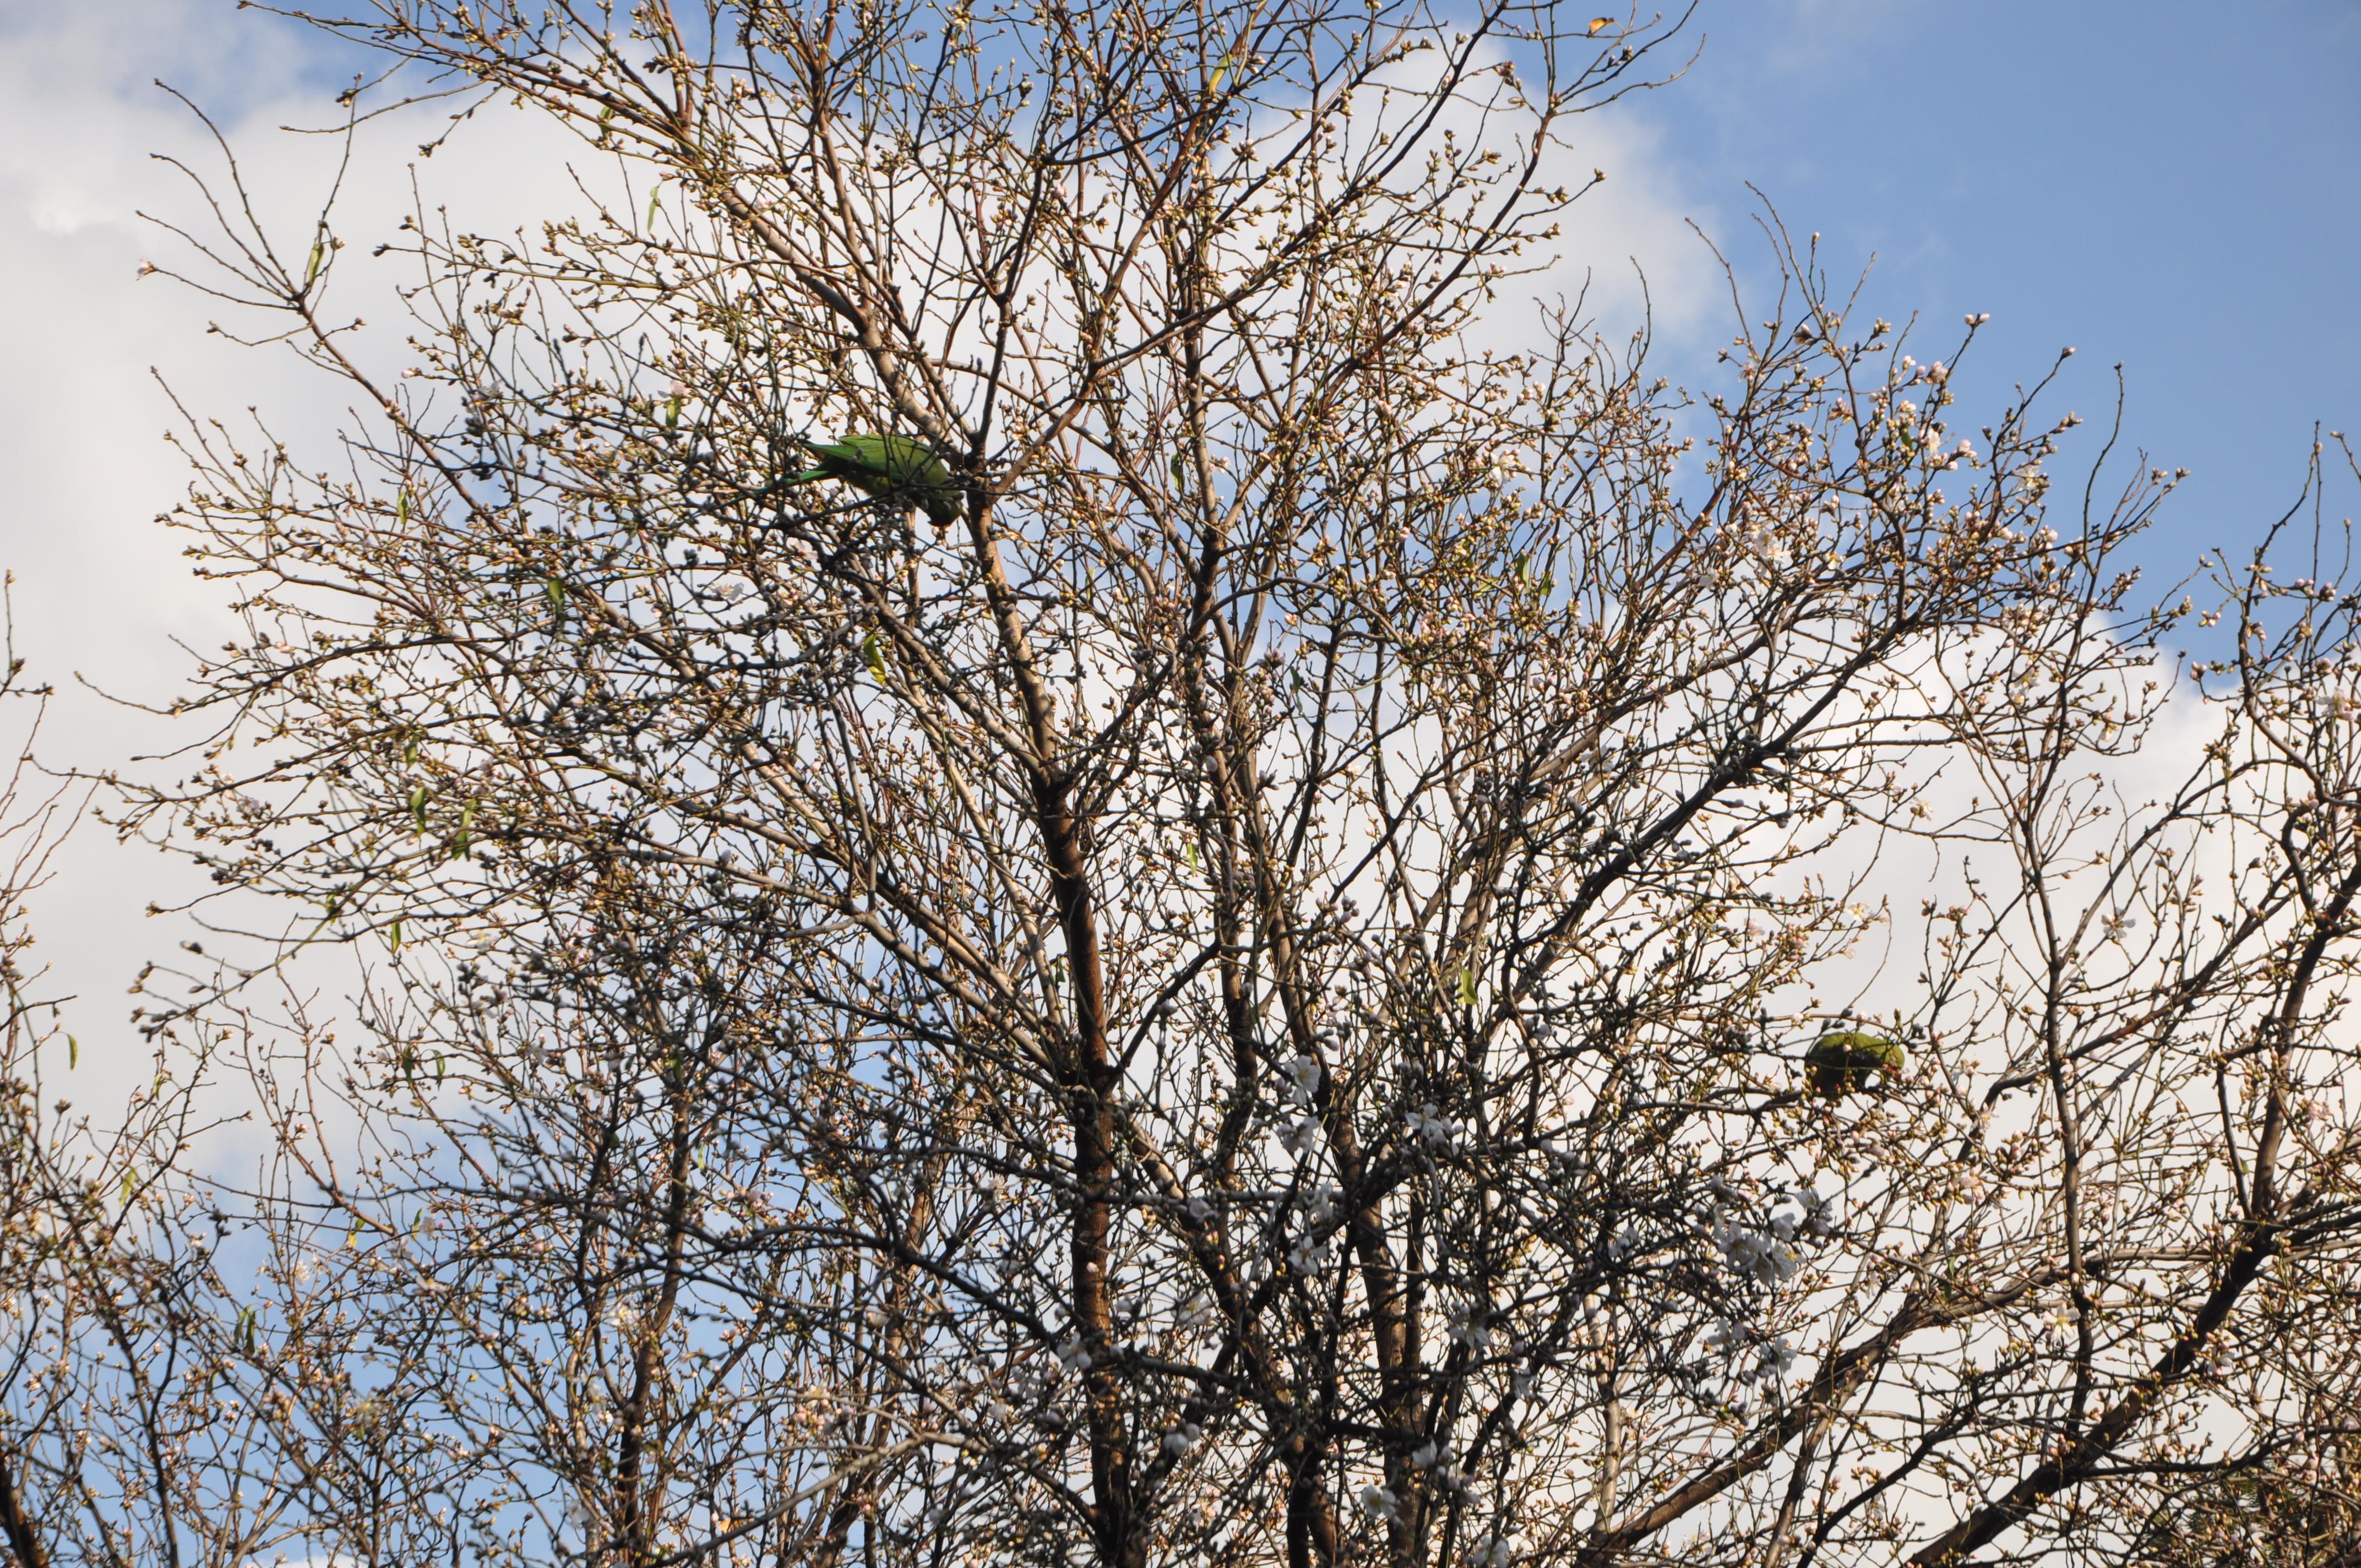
[1588, 17, 1613, 34]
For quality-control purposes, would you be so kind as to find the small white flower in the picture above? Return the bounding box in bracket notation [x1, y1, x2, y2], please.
[558, 1495, 596, 1555]
[1405, 1103, 1458, 1150]
[1446, 1303, 1494, 1353]
[1178, 1290, 1216, 1329]
[1476, 1534, 1519, 1568]
[1288, 1237, 1335, 1274]
[1056, 1337, 1092, 1373]
[1281, 1115, 1321, 1156]
[1359, 1484, 1399, 1521]
[1162, 1421, 1204, 1457]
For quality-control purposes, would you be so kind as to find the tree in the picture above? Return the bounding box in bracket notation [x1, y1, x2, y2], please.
[36, 1, 2361, 1565]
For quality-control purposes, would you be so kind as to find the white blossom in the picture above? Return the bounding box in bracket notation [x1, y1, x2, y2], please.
[1405, 1102, 1458, 1150]
[1446, 1302, 1494, 1353]
[1288, 1237, 1335, 1275]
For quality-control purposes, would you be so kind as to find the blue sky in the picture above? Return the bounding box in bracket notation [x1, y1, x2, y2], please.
[0, 0, 2352, 1096]
[1622, 0, 2361, 576]
[8, 0, 2353, 581]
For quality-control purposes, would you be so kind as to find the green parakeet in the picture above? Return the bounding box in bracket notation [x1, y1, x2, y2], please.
[785, 432, 962, 530]
[1804, 1030, 1903, 1102]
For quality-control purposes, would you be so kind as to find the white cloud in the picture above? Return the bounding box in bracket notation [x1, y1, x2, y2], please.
[0, 1, 594, 1123]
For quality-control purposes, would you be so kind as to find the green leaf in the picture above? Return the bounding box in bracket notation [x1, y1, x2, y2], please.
[409, 784, 429, 836]
[120, 1168, 137, 1207]
[862, 629, 888, 682]
[66, 1034, 75, 1070]
[1171, 452, 1188, 488]
[396, 489, 410, 525]
[544, 578, 566, 619]
[304, 239, 324, 288]
[1184, 839, 1199, 870]
[388, 920, 403, 957]
[1458, 965, 1479, 1008]
[646, 179, 663, 227]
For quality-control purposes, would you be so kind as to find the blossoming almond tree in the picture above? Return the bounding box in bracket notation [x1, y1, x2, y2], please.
[19, 2, 2358, 1566]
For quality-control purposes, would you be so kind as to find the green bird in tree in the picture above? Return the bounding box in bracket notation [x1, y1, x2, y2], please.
[785, 432, 962, 530]
[1804, 1029, 1905, 1102]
